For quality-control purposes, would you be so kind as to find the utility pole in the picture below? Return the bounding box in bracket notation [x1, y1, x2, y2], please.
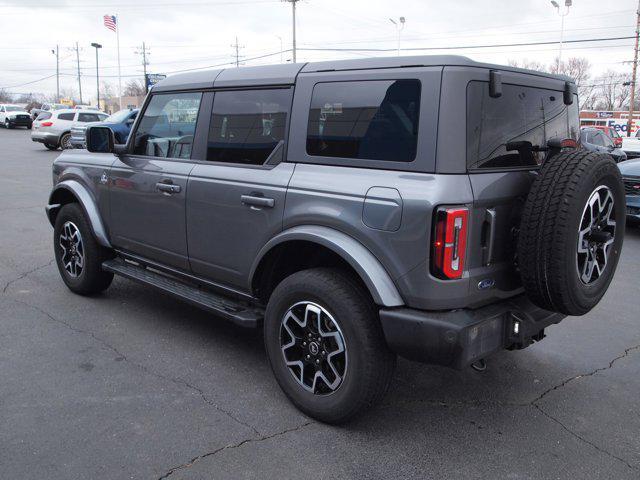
[627, 0, 640, 137]
[231, 36, 245, 67]
[282, 0, 300, 63]
[75, 42, 83, 104]
[135, 42, 151, 93]
[51, 45, 59, 102]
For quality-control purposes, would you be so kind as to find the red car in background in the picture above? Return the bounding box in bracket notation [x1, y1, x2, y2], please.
[593, 125, 623, 148]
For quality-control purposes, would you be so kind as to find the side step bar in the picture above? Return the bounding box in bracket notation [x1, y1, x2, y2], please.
[102, 258, 263, 328]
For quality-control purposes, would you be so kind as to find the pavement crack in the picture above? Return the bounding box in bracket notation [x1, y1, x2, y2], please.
[531, 343, 640, 405]
[2, 259, 54, 293]
[157, 421, 314, 479]
[527, 343, 640, 472]
[11, 298, 263, 437]
[533, 403, 637, 471]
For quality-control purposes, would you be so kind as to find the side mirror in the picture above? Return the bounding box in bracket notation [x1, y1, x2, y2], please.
[86, 126, 115, 153]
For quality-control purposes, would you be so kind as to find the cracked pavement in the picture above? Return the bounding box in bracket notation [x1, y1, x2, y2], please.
[1, 128, 640, 479]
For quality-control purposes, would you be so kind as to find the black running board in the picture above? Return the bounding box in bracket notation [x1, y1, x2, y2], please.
[102, 258, 263, 328]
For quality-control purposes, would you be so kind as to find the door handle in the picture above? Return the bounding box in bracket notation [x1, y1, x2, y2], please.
[482, 208, 496, 266]
[156, 182, 181, 194]
[241, 194, 275, 208]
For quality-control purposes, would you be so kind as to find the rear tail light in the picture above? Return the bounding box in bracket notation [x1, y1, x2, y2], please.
[431, 206, 469, 280]
[560, 138, 578, 149]
[41, 121, 53, 127]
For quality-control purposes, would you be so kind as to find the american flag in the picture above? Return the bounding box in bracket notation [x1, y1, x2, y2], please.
[103, 14, 117, 32]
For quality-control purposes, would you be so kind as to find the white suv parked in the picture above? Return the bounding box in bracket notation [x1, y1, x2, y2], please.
[31, 109, 107, 150]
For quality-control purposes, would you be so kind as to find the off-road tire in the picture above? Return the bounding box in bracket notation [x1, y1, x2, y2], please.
[518, 150, 625, 315]
[264, 268, 396, 424]
[53, 203, 114, 295]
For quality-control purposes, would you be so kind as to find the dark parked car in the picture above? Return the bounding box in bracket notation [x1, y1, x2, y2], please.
[46, 56, 625, 423]
[593, 125, 623, 148]
[70, 108, 139, 149]
[580, 127, 627, 162]
[618, 159, 640, 223]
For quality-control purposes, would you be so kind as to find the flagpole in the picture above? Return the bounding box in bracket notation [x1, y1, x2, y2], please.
[116, 13, 122, 110]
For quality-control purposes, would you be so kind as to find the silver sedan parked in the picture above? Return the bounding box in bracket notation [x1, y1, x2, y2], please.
[31, 109, 107, 150]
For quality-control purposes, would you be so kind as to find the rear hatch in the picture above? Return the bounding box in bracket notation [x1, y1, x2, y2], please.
[461, 72, 579, 307]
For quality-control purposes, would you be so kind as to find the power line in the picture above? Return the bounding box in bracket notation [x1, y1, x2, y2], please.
[298, 35, 638, 53]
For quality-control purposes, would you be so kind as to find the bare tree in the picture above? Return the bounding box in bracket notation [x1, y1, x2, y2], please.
[123, 79, 145, 97]
[0, 89, 12, 103]
[593, 70, 630, 111]
[550, 57, 596, 110]
[508, 58, 545, 72]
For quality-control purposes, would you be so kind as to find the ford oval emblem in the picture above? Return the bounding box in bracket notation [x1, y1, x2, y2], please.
[478, 278, 495, 290]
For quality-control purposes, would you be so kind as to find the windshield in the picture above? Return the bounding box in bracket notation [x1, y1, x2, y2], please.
[105, 109, 133, 123]
[5, 106, 23, 112]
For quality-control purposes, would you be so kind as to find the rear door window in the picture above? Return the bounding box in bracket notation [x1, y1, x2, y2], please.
[306, 79, 421, 162]
[133, 92, 202, 159]
[466, 81, 579, 169]
[78, 113, 104, 122]
[206, 88, 291, 165]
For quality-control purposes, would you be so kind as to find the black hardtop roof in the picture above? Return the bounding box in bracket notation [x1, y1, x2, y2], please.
[152, 55, 573, 91]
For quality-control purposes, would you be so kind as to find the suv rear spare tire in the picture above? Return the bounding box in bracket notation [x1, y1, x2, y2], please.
[518, 150, 625, 316]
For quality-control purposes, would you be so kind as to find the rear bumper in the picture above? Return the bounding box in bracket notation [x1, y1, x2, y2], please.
[31, 131, 60, 145]
[379, 294, 565, 369]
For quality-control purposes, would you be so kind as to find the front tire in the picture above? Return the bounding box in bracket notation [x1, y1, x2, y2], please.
[53, 203, 114, 295]
[264, 268, 396, 424]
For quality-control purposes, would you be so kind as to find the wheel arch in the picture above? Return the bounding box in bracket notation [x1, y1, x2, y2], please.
[47, 179, 111, 248]
[250, 225, 404, 308]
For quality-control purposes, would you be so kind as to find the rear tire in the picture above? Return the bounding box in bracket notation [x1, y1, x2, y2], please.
[518, 151, 625, 315]
[264, 268, 396, 424]
[60, 133, 72, 150]
[53, 203, 114, 295]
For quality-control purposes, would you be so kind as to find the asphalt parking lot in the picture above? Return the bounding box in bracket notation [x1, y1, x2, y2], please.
[1, 127, 639, 480]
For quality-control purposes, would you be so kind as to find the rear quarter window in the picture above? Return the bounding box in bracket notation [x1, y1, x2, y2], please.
[57, 113, 75, 121]
[466, 81, 579, 170]
[306, 79, 421, 162]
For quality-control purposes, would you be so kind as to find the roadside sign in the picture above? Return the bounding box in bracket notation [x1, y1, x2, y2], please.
[146, 73, 167, 90]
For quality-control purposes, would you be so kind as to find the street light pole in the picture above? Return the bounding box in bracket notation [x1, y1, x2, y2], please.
[51, 45, 59, 102]
[550, 0, 572, 65]
[91, 43, 102, 109]
[389, 17, 406, 56]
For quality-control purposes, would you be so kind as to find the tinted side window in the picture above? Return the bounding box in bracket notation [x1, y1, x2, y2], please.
[307, 80, 421, 162]
[133, 92, 202, 159]
[591, 132, 605, 146]
[78, 113, 103, 122]
[466, 81, 579, 169]
[206, 89, 291, 165]
[58, 113, 75, 121]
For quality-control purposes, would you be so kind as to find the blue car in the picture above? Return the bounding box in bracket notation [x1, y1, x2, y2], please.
[618, 158, 640, 223]
[70, 108, 138, 148]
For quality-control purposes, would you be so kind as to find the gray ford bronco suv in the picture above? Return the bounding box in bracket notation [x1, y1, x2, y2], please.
[46, 56, 625, 423]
